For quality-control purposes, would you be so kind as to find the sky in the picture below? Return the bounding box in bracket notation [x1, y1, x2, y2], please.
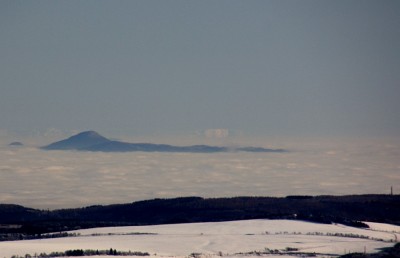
[1, 0, 400, 140]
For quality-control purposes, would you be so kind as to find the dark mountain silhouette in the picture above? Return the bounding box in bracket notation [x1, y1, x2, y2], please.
[41, 131, 286, 153]
[41, 131, 110, 150]
[8, 142, 23, 146]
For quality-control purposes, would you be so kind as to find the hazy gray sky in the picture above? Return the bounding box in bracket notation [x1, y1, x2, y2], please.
[1, 0, 399, 138]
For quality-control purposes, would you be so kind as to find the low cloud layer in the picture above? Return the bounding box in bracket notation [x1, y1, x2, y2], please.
[1, 137, 399, 209]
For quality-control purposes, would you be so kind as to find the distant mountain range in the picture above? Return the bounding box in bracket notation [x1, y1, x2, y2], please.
[41, 131, 286, 153]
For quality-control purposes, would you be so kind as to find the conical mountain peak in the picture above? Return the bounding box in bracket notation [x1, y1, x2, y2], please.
[41, 130, 110, 150]
[74, 131, 105, 139]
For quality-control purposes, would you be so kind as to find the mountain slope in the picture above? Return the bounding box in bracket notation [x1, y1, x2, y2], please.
[41, 131, 110, 150]
[83, 141, 228, 153]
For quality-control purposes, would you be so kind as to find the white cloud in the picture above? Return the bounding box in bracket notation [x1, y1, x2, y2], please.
[204, 129, 229, 139]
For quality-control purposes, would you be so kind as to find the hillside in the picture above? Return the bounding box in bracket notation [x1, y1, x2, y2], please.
[1, 195, 399, 239]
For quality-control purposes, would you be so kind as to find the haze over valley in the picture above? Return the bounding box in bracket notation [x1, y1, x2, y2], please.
[1, 134, 399, 209]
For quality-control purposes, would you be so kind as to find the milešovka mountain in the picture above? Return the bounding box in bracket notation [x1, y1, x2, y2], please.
[41, 131, 286, 153]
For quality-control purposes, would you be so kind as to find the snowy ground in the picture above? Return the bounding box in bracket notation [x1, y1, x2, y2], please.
[1, 219, 399, 258]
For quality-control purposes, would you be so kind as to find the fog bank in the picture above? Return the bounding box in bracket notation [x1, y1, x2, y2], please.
[1, 137, 399, 209]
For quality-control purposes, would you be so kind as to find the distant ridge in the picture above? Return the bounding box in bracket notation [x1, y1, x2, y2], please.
[41, 131, 286, 153]
[8, 142, 23, 146]
[1, 195, 399, 236]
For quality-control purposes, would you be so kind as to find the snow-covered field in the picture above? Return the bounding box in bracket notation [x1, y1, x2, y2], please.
[1, 219, 399, 258]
